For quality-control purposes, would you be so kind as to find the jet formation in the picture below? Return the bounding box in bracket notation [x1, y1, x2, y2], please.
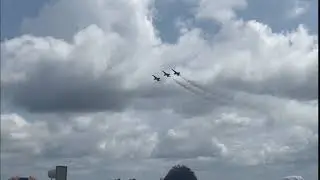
[152, 69, 180, 81]
[152, 68, 267, 112]
[152, 68, 208, 98]
[152, 68, 230, 105]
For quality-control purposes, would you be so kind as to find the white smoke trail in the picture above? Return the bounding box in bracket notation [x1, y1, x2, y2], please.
[172, 78, 228, 103]
[178, 76, 232, 104]
[172, 78, 202, 96]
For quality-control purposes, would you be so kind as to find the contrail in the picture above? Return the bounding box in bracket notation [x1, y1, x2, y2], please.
[176, 74, 288, 113]
[178, 75, 236, 105]
[180, 76, 208, 93]
[179, 76, 220, 98]
[180, 76, 234, 98]
[173, 78, 202, 96]
[173, 78, 220, 102]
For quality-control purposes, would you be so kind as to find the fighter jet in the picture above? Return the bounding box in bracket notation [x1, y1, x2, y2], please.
[152, 75, 160, 81]
[162, 71, 170, 77]
[172, 69, 180, 76]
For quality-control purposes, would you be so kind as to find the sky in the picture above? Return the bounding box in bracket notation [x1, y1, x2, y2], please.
[0, 0, 318, 180]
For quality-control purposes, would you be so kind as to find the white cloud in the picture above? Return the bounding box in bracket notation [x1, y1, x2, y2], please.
[286, 0, 310, 19]
[1, 0, 318, 179]
[196, 0, 247, 22]
[283, 176, 305, 180]
[21, 0, 157, 42]
[1, 112, 158, 160]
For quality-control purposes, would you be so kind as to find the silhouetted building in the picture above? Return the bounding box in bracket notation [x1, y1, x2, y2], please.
[48, 166, 67, 180]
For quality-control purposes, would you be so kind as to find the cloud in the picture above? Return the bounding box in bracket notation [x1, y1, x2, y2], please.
[196, 0, 247, 22]
[1, 26, 135, 113]
[151, 103, 317, 164]
[0, 0, 318, 180]
[20, 0, 157, 42]
[283, 176, 305, 180]
[1, 112, 158, 160]
[286, 0, 310, 19]
[152, 128, 228, 159]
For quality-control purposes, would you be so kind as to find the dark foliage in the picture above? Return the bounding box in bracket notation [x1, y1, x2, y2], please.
[164, 165, 197, 180]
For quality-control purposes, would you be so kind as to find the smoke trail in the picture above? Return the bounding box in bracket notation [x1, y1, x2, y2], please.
[177, 75, 287, 113]
[178, 76, 235, 104]
[180, 76, 221, 99]
[180, 76, 208, 93]
[173, 78, 202, 96]
[180, 76, 232, 98]
[173, 78, 219, 103]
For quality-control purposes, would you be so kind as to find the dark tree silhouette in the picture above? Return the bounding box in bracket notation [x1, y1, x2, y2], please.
[164, 165, 197, 180]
